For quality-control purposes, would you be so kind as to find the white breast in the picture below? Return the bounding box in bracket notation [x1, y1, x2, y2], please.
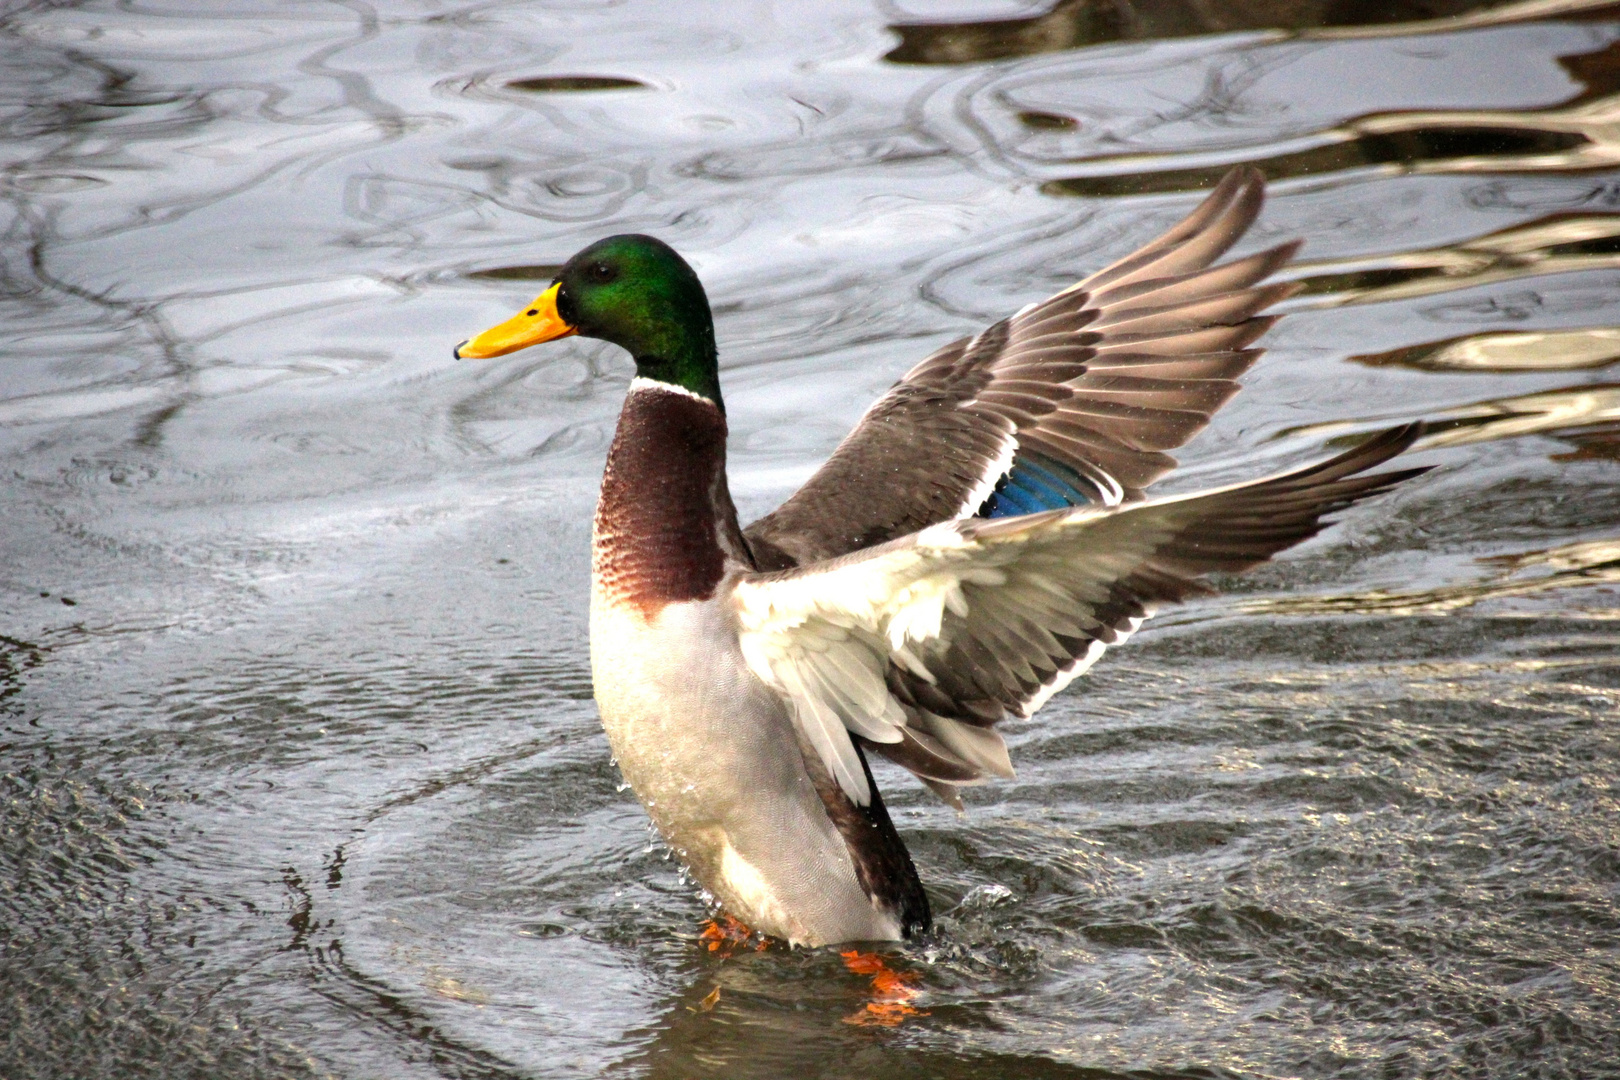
[588, 586, 901, 945]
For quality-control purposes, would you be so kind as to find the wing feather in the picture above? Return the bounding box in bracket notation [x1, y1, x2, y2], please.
[744, 166, 1298, 571]
[735, 426, 1429, 805]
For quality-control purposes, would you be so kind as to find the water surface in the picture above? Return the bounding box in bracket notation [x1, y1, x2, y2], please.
[2, 1, 1618, 1077]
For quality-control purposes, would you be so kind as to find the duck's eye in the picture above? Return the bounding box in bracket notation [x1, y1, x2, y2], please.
[587, 262, 616, 284]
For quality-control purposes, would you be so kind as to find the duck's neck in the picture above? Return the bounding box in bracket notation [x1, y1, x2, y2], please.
[593, 378, 751, 618]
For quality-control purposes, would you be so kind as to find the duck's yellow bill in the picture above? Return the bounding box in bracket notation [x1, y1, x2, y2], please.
[454, 283, 576, 359]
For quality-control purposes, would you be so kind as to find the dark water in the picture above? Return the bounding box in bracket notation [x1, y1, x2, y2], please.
[3, 1, 1619, 1077]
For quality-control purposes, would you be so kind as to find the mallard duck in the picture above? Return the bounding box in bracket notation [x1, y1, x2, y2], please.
[454, 168, 1428, 946]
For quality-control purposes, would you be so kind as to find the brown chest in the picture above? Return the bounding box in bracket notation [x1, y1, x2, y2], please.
[592, 385, 736, 618]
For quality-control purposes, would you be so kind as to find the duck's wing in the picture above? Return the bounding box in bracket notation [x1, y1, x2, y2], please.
[743, 166, 1300, 572]
[733, 425, 1429, 808]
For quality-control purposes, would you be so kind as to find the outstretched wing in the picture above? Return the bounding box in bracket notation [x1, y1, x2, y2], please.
[733, 425, 1428, 808]
[743, 166, 1299, 572]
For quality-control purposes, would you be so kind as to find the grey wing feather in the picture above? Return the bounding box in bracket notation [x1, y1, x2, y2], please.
[743, 165, 1299, 572]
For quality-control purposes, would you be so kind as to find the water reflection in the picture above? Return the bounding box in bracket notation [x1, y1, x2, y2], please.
[1291, 212, 1620, 304]
[1284, 380, 1620, 449]
[1240, 534, 1620, 615]
[467, 264, 566, 281]
[1045, 34, 1620, 195]
[884, 0, 1557, 64]
[1044, 125, 1591, 196]
[0, 633, 44, 715]
[506, 76, 651, 93]
[1016, 110, 1080, 131]
[1350, 327, 1620, 370]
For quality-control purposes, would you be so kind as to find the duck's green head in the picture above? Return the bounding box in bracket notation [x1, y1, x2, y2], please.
[455, 234, 722, 409]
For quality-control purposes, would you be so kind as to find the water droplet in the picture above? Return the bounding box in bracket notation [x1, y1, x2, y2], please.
[959, 883, 1016, 910]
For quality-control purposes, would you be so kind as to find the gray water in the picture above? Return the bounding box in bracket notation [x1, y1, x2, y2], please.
[3, 1, 1619, 1077]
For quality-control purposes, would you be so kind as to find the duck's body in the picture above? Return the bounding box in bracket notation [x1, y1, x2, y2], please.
[589, 381, 911, 942]
[456, 169, 1429, 946]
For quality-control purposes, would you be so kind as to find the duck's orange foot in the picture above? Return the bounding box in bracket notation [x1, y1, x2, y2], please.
[698, 915, 765, 955]
[840, 950, 929, 1026]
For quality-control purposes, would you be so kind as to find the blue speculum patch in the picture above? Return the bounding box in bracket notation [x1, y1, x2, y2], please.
[978, 451, 1096, 518]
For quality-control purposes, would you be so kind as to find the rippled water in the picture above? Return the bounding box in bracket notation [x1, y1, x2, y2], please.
[3, 1, 1619, 1077]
